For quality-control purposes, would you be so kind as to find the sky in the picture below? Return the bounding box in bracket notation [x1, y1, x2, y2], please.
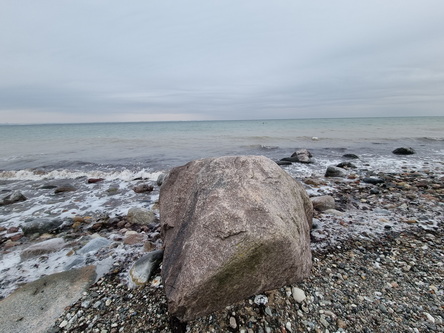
[1, 1, 444, 124]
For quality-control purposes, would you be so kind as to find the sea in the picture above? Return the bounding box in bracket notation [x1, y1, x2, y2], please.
[1, 116, 443, 228]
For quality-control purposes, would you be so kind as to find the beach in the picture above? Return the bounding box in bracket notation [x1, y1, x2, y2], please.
[0, 117, 443, 332]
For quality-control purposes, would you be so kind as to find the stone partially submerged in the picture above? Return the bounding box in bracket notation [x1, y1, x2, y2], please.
[160, 155, 312, 321]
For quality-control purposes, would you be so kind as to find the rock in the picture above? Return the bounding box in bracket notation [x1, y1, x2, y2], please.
[123, 231, 145, 245]
[7, 226, 19, 233]
[0, 265, 96, 333]
[0, 191, 27, 206]
[292, 287, 306, 303]
[133, 184, 154, 193]
[21, 218, 64, 236]
[87, 178, 104, 183]
[392, 147, 415, 155]
[311, 196, 335, 212]
[342, 153, 359, 159]
[129, 250, 164, 286]
[77, 237, 110, 255]
[325, 166, 346, 177]
[21, 238, 66, 260]
[127, 208, 156, 225]
[281, 149, 313, 164]
[160, 155, 312, 321]
[336, 162, 357, 169]
[276, 160, 292, 166]
[54, 184, 76, 193]
[363, 177, 385, 185]
[156, 173, 168, 186]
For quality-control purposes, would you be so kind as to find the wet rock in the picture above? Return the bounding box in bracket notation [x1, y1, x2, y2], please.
[77, 237, 110, 255]
[160, 155, 312, 321]
[21, 218, 64, 236]
[7, 226, 19, 233]
[127, 207, 156, 225]
[54, 184, 76, 194]
[129, 250, 164, 286]
[311, 196, 335, 212]
[325, 166, 346, 177]
[363, 177, 385, 184]
[0, 265, 96, 333]
[156, 173, 168, 186]
[21, 238, 66, 260]
[342, 153, 359, 159]
[87, 178, 104, 184]
[276, 160, 292, 166]
[392, 147, 415, 155]
[123, 231, 145, 245]
[0, 191, 27, 206]
[281, 149, 313, 164]
[133, 184, 154, 193]
[336, 161, 357, 169]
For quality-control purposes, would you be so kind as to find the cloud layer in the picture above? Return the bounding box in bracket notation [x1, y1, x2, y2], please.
[1, 1, 443, 123]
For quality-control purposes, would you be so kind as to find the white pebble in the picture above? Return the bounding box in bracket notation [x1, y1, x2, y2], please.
[292, 287, 306, 303]
[285, 321, 292, 332]
[253, 295, 268, 305]
[424, 312, 435, 323]
[59, 320, 68, 328]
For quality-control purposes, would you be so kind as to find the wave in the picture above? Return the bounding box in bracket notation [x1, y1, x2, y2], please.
[0, 168, 163, 182]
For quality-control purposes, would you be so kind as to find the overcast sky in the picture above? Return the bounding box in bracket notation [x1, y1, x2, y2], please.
[1, 1, 444, 123]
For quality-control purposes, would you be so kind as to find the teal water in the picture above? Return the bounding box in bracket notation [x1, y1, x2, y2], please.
[0, 117, 443, 171]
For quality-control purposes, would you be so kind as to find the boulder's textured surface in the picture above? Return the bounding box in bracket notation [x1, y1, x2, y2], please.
[0, 191, 27, 206]
[160, 155, 312, 321]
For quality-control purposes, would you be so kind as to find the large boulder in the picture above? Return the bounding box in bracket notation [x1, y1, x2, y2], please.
[160, 155, 312, 321]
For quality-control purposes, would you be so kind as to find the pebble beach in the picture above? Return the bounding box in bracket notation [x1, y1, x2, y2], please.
[28, 157, 444, 333]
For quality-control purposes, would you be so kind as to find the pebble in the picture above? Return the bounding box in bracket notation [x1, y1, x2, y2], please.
[292, 287, 306, 303]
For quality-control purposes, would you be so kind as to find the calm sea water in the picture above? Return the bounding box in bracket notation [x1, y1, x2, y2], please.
[0, 116, 443, 229]
[1, 117, 443, 172]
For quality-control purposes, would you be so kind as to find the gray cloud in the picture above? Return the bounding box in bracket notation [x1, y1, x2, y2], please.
[1, 1, 444, 123]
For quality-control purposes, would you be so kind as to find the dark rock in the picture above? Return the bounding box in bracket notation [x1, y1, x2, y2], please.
[54, 184, 76, 194]
[363, 177, 385, 184]
[392, 147, 415, 155]
[342, 154, 359, 159]
[7, 227, 19, 233]
[276, 160, 292, 166]
[21, 218, 64, 236]
[336, 162, 357, 169]
[129, 250, 164, 285]
[0, 191, 27, 206]
[160, 155, 312, 321]
[281, 149, 313, 164]
[325, 166, 346, 177]
[133, 184, 154, 193]
[87, 178, 104, 184]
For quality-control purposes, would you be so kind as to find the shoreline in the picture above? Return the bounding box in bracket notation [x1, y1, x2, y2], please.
[0, 152, 443, 332]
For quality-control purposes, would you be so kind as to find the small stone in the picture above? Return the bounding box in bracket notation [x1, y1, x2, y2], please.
[424, 312, 435, 323]
[229, 316, 237, 329]
[254, 295, 268, 305]
[59, 320, 68, 328]
[285, 322, 292, 332]
[292, 287, 306, 303]
[337, 319, 347, 328]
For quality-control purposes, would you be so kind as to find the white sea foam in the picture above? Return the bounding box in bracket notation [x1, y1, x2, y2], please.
[0, 168, 163, 181]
